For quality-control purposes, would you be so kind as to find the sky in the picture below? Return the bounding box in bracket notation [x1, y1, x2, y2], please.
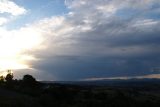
[0, 0, 160, 81]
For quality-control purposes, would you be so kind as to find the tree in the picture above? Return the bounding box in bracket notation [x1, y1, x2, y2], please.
[5, 70, 13, 83]
[0, 76, 4, 83]
[22, 74, 36, 86]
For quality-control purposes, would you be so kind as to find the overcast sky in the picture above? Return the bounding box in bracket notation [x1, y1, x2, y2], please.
[0, 0, 160, 81]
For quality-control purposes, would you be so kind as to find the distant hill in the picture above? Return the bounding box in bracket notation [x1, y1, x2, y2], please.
[42, 78, 160, 87]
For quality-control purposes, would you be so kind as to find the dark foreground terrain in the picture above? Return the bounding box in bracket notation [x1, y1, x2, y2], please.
[1, 77, 160, 107]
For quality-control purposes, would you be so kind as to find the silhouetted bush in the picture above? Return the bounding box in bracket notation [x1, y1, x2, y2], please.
[22, 74, 37, 87]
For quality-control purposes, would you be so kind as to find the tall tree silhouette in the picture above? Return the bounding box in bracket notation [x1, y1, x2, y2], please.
[5, 70, 13, 83]
[0, 76, 4, 84]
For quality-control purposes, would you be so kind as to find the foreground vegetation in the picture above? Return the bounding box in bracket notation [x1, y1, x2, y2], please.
[0, 70, 160, 107]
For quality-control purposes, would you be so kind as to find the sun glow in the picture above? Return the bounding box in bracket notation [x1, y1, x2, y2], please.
[0, 27, 43, 71]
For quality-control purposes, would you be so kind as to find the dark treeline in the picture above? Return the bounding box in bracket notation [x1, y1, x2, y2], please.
[1, 70, 160, 107]
[0, 70, 39, 89]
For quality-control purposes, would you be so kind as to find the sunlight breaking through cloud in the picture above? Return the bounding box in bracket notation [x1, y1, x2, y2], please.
[0, 27, 43, 70]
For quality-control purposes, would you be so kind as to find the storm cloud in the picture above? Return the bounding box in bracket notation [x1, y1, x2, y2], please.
[13, 0, 160, 80]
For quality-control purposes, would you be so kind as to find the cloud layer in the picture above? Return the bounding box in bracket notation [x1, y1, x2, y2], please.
[1, 0, 160, 80]
[0, 0, 26, 16]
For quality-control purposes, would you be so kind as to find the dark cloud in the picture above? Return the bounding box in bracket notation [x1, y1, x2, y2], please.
[25, 0, 160, 80]
[32, 54, 160, 80]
